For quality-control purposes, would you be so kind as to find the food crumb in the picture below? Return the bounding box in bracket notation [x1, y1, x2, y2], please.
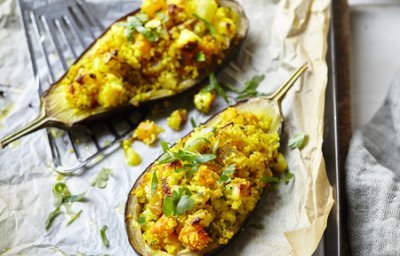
[134, 120, 163, 145]
[167, 109, 188, 131]
[122, 139, 142, 166]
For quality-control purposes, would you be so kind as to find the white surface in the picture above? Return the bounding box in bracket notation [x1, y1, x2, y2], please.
[349, 0, 400, 130]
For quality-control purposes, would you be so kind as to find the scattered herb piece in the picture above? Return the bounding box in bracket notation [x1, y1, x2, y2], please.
[250, 223, 265, 230]
[121, 15, 159, 42]
[202, 73, 229, 103]
[100, 225, 110, 248]
[218, 165, 236, 183]
[45, 207, 61, 231]
[236, 75, 265, 100]
[288, 133, 308, 150]
[137, 215, 146, 226]
[91, 168, 113, 189]
[190, 117, 198, 129]
[282, 170, 294, 185]
[196, 52, 206, 62]
[260, 176, 280, 184]
[156, 11, 169, 22]
[163, 188, 194, 217]
[63, 193, 86, 204]
[67, 210, 83, 226]
[193, 13, 216, 37]
[160, 141, 170, 153]
[151, 172, 158, 196]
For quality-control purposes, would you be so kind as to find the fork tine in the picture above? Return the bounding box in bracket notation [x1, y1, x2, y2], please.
[40, 15, 68, 70]
[63, 14, 86, 48]
[30, 11, 55, 83]
[77, 0, 104, 31]
[69, 6, 95, 40]
[54, 18, 78, 58]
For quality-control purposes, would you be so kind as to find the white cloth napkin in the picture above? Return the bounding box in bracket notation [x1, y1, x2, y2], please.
[345, 72, 400, 255]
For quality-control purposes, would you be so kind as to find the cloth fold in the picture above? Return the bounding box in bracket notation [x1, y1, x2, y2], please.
[346, 72, 400, 256]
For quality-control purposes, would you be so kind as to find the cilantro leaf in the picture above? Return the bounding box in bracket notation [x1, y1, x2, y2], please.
[193, 13, 216, 37]
[288, 133, 308, 149]
[218, 165, 236, 183]
[151, 172, 158, 196]
[45, 207, 61, 231]
[100, 225, 110, 248]
[160, 141, 170, 153]
[260, 176, 280, 184]
[175, 195, 195, 215]
[236, 75, 265, 100]
[91, 168, 113, 189]
[282, 170, 294, 185]
[66, 210, 82, 226]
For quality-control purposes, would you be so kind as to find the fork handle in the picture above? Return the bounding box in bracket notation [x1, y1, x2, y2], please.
[0, 105, 50, 149]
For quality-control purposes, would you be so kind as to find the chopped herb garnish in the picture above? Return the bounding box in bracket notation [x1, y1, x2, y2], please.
[121, 15, 159, 42]
[45, 207, 61, 231]
[46, 183, 86, 231]
[236, 75, 265, 100]
[260, 176, 280, 184]
[100, 225, 110, 248]
[193, 13, 216, 37]
[218, 165, 236, 183]
[288, 133, 308, 150]
[63, 193, 86, 204]
[156, 11, 169, 22]
[196, 52, 206, 62]
[151, 172, 158, 196]
[135, 12, 149, 23]
[91, 168, 113, 189]
[250, 223, 265, 230]
[190, 117, 198, 129]
[202, 73, 229, 103]
[137, 215, 146, 226]
[282, 170, 294, 185]
[67, 210, 82, 226]
[163, 188, 195, 217]
[160, 141, 170, 153]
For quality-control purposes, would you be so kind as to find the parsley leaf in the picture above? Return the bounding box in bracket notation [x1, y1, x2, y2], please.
[151, 172, 158, 196]
[160, 141, 170, 153]
[236, 75, 265, 100]
[288, 133, 308, 149]
[202, 73, 229, 103]
[218, 165, 236, 183]
[193, 13, 216, 37]
[100, 225, 110, 248]
[196, 52, 206, 62]
[91, 168, 113, 189]
[162, 195, 175, 217]
[66, 210, 82, 226]
[45, 207, 61, 231]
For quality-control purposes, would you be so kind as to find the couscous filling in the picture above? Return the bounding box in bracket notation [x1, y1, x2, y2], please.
[133, 107, 287, 254]
[61, 0, 240, 110]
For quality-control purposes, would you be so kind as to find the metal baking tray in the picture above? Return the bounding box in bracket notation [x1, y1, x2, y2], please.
[17, 0, 347, 255]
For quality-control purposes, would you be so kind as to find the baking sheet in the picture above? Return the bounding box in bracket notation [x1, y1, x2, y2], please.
[0, 0, 333, 255]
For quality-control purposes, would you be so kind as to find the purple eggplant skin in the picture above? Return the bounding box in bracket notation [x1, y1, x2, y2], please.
[124, 95, 284, 256]
[40, 0, 249, 129]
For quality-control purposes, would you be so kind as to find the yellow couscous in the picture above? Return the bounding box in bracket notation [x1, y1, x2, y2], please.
[131, 107, 287, 254]
[61, 0, 240, 110]
[167, 109, 188, 130]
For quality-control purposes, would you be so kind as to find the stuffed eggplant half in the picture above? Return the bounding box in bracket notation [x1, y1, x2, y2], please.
[125, 97, 288, 256]
[45, 0, 248, 124]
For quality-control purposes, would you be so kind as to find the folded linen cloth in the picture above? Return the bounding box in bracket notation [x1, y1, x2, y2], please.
[346, 72, 400, 255]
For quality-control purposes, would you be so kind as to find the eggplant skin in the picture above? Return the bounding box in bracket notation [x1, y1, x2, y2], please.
[42, 0, 249, 126]
[125, 97, 286, 256]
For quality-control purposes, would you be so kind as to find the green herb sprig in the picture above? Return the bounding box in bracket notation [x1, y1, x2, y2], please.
[261, 170, 294, 187]
[235, 75, 266, 100]
[162, 187, 195, 217]
[100, 225, 110, 248]
[218, 165, 236, 184]
[288, 133, 308, 150]
[202, 73, 229, 103]
[193, 14, 216, 37]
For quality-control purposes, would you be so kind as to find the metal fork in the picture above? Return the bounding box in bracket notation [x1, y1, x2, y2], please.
[16, 0, 144, 174]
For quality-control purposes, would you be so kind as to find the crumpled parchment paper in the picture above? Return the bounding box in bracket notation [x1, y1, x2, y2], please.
[0, 0, 333, 255]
